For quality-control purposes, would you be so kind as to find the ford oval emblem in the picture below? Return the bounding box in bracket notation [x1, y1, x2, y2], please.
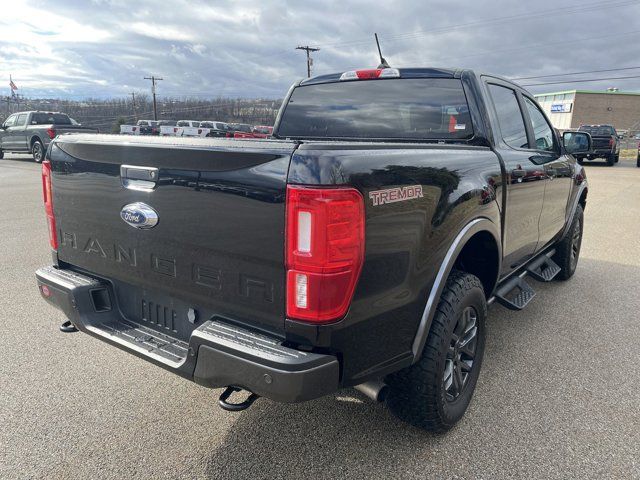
[120, 202, 159, 229]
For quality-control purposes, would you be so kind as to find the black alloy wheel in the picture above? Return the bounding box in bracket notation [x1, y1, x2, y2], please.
[443, 306, 478, 402]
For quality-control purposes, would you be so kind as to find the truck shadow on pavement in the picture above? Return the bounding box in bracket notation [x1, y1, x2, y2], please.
[203, 390, 437, 478]
[201, 257, 640, 479]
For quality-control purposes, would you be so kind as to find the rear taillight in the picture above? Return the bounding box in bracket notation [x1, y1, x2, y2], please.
[173, 127, 178, 133]
[198, 129, 202, 134]
[46, 128, 56, 140]
[609, 137, 615, 148]
[285, 186, 365, 323]
[41, 160, 57, 250]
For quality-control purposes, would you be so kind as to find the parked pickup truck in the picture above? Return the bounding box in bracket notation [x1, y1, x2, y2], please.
[234, 125, 274, 139]
[575, 124, 620, 166]
[35, 67, 591, 432]
[176, 120, 208, 137]
[201, 121, 229, 138]
[159, 120, 179, 137]
[121, 120, 163, 136]
[0, 111, 98, 162]
[119, 124, 140, 135]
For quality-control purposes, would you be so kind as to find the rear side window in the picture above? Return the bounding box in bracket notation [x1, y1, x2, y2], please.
[488, 84, 528, 149]
[177, 121, 189, 127]
[278, 78, 473, 140]
[523, 97, 555, 152]
[31, 113, 71, 125]
[15, 114, 28, 126]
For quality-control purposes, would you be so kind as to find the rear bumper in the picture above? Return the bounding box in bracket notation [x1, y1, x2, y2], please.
[35, 265, 340, 403]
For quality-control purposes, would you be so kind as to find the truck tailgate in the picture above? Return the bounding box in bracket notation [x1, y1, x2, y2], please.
[590, 136, 611, 150]
[49, 134, 296, 338]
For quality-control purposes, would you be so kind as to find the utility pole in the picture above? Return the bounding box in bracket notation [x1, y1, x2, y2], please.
[130, 92, 137, 121]
[295, 46, 320, 78]
[143, 75, 163, 120]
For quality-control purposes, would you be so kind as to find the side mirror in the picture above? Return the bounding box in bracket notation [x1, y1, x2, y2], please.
[563, 131, 591, 155]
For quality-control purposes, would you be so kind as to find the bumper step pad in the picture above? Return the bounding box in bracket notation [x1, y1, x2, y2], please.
[195, 321, 307, 363]
[97, 319, 189, 365]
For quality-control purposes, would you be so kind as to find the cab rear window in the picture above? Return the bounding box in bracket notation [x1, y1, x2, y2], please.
[278, 78, 473, 140]
[578, 125, 615, 136]
[31, 113, 71, 125]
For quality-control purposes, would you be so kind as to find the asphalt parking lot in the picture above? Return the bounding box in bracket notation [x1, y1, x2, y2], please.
[1, 153, 638, 479]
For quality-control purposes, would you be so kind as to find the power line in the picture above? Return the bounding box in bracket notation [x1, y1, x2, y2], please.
[260, 0, 639, 58]
[426, 28, 640, 64]
[364, 0, 639, 48]
[522, 74, 640, 86]
[512, 65, 640, 80]
[295, 46, 320, 78]
[144, 75, 163, 120]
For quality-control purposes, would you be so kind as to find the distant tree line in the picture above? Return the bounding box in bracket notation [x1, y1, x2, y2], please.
[0, 95, 282, 133]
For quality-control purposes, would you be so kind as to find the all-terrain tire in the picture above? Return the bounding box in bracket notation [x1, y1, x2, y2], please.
[0, 149, 4, 159]
[386, 270, 487, 432]
[614, 153, 619, 163]
[32, 139, 45, 163]
[553, 204, 584, 281]
[606, 154, 615, 166]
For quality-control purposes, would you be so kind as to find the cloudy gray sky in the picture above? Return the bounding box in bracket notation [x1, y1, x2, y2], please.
[2, 0, 640, 99]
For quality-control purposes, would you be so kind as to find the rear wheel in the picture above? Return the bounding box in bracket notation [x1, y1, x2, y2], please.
[0, 149, 4, 159]
[553, 204, 584, 281]
[31, 139, 44, 163]
[386, 270, 486, 432]
[636, 154, 640, 167]
[614, 153, 619, 163]
[606, 154, 615, 166]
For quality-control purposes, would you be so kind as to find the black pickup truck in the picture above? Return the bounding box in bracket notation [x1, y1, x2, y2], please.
[0, 111, 98, 162]
[576, 124, 620, 166]
[35, 68, 591, 432]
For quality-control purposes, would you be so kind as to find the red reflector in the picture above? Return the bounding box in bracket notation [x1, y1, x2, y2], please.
[41, 160, 57, 250]
[286, 186, 365, 323]
[40, 285, 51, 297]
[609, 137, 614, 147]
[46, 128, 56, 140]
[356, 69, 382, 79]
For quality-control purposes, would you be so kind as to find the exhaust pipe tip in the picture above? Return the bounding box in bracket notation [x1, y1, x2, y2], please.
[354, 380, 388, 403]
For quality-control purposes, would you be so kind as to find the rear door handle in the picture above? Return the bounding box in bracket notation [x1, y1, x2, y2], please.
[121, 164, 159, 190]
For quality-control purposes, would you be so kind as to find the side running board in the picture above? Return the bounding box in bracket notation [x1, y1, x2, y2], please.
[492, 249, 559, 311]
[494, 276, 536, 310]
[526, 255, 561, 282]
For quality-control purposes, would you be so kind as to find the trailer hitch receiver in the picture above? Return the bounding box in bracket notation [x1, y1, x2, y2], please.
[218, 386, 260, 412]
